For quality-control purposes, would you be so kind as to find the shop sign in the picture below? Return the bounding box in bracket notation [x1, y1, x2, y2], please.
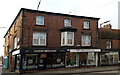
[12, 49, 20, 55]
[23, 49, 67, 53]
[69, 49, 101, 52]
[34, 50, 57, 52]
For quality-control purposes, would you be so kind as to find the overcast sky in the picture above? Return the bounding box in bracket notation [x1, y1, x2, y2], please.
[0, 0, 119, 56]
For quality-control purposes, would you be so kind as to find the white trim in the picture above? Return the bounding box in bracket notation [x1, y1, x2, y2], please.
[61, 32, 74, 46]
[33, 32, 46, 46]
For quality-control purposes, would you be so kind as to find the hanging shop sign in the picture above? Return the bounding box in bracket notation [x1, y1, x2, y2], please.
[12, 49, 20, 55]
[69, 49, 101, 52]
[40, 54, 47, 58]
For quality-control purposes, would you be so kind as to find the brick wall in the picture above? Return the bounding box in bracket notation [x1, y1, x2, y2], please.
[22, 11, 98, 48]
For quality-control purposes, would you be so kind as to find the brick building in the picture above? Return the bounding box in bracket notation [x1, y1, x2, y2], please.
[97, 24, 120, 66]
[3, 8, 100, 73]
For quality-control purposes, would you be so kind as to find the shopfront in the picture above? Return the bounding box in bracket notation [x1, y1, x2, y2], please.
[12, 49, 66, 73]
[100, 52, 119, 65]
[66, 49, 101, 67]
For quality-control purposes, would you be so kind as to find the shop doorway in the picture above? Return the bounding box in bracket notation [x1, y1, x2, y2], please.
[38, 54, 47, 70]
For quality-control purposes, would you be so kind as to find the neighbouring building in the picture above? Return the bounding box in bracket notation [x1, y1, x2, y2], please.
[97, 24, 120, 66]
[3, 8, 100, 73]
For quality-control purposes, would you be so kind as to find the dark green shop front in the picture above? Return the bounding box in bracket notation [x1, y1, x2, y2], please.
[13, 49, 66, 73]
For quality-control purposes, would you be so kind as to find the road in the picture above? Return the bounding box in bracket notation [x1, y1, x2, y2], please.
[72, 70, 120, 75]
[1, 67, 120, 75]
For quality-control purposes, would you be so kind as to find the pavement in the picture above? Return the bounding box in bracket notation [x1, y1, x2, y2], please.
[1, 66, 120, 75]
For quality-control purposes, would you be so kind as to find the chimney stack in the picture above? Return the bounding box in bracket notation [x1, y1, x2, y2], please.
[102, 24, 112, 29]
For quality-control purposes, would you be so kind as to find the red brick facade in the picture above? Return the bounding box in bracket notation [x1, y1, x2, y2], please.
[22, 10, 99, 49]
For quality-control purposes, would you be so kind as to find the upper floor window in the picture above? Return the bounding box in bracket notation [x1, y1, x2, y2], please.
[36, 16, 44, 25]
[61, 32, 74, 46]
[82, 34, 91, 46]
[33, 32, 46, 46]
[106, 41, 111, 49]
[83, 21, 89, 29]
[64, 19, 71, 27]
[14, 37, 17, 49]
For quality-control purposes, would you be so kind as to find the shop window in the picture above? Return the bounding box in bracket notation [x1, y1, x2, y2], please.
[36, 16, 44, 25]
[87, 52, 95, 65]
[61, 32, 74, 46]
[109, 52, 113, 64]
[52, 53, 65, 68]
[82, 34, 91, 46]
[113, 52, 119, 64]
[100, 53, 109, 65]
[106, 41, 111, 49]
[66, 53, 79, 66]
[33, 32, 46, 46]
[64, 19, 71, 27]
[23, 54, 38, 70]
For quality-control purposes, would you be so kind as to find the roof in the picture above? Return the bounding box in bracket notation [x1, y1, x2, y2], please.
[98, 28, 120, 40]
[4, 8, 100, 38]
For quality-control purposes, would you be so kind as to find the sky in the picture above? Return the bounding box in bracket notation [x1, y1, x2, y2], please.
[0, 0, 119, 56]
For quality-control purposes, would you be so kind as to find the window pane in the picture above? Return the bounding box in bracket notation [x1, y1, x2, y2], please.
[82, 35, 91, 46]
[106, 41, 111, 49]
[61, 32, 74, 46]
[67, 33, 73, 44]
[36, 16, 44, 25]
[62, 32, 65, 45]
[84, 21, 89, 29]
[14, 37, 17, 49]
[33, 32, 46, 45]
[33, 39, 39, 44]
[64, 19, 71, 27]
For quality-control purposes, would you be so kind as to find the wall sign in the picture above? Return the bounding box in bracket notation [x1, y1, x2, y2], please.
[23, 49, 67, 53]
[69, 49, 101, 52]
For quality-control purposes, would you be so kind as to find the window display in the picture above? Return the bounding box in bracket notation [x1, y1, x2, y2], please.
[23, 54, 38, 70]
[100, 53, 109, 65]
[52, 53, 65, 67]
[87, 52, 95, 65]
[113, 52, 119, 64]
[66, 53, 79, 66]
[16, 55, 20, 70]
[79, 53, 87, 66]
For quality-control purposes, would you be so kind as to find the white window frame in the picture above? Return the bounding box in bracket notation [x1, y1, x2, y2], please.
[82, 34, 91, 46]
[36, 16, 44, 25]
[14, 37, 17, 49]
[33, 32, 46, 46]
[61, 32, 74, 46]
[64, 19, 71, 27]
[106, 41, 111, 49]
[83, 21, 89, 29]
